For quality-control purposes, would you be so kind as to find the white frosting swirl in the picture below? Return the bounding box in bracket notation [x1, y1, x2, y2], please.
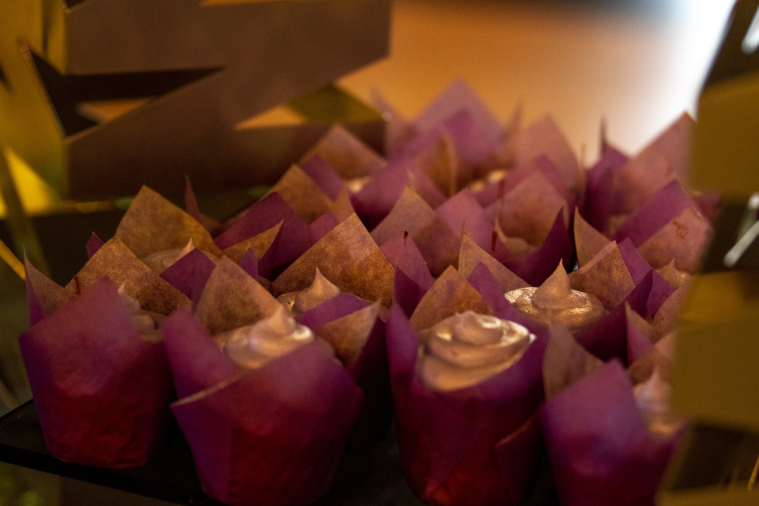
[141, 239, 218, 274]
[633, 368, 685, 439]
[220, 305, 315, 370]
[657, 260, 691, 289]
[416, 311, 535, 391]
[277, 268, 341, 313]
[505, 262, 607, 331]
[117, 284, 164, 343]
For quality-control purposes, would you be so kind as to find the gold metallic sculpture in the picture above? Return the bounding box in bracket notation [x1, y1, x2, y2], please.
[0, 0, 389, 200]
[663, 1, 759, 503]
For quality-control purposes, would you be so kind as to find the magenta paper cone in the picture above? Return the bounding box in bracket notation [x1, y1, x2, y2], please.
[500, 156, 574, 210]
[542, 323, 603, 401]
[371, 188, 460, 277]
[618, 239, 676, 317]
[626, 305, 655, 365]
[583, 146, 628, 233]
[541, 360, 681, 506]
[300, 124, 385, 181]
[295, 295, 391, 449]
[436, 189, 493, 250]
[351, 157, 446, 230]
[171, 340, 363, 506]
[161, 309, 239, 399]
[25, 256, 70, 327]
[513, 115, 584, 199]
[497, 171, 569, 247]
[307, 210, 340, 246]
[409, 266, 493, 332]
[115, 186, 221, 260]
[237, 249, 259, 281]
[637, 205, 714, 274]
[414, 80, 503, 149]
[569, 241, 636, 311]
[473, 174, 506, 209]
[272, 214, 395, 307]
[492, 413, 544, 505]
[442, 109, 500, 180]
[573, 208, 612, 268]
[213, 192, 309, 271]
[393, 267, 426, 318]
[401, 127, 460, 197]
[608, 113, 694, 215]
[466, 262, 547, 336]
[295, 292, 368, 330]
[341, 315, 391, 449]
[618, 238, 654, 283]
[613, 180, 694, 247]
[380, 231, 435, 292]
[86, 233, 105, 258]
[266, 165, 346, 225]
[575, 271, 652, 361]
[505, 210, 574, 286]
[19, 278, 174, 468]
[65, 237, 192, 316]
[652, 284, 690, 342]
[385, 304, 419, 413]
[300, 154, 343, 201]
[386, 305, 544, 506]
[458, 236, 529, 294]
[159, 248, 216, 302]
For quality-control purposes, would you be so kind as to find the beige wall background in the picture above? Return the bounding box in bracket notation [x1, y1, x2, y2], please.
[340, 0, 735, 161]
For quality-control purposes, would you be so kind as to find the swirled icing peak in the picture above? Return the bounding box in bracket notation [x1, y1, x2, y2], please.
[117, 283, 164, 343]
[633, 368, 685, 439]
[504, 262, 607, 331]
[657, 260, 691, 289]
[222, 305, 315, 370]
[142, 239, 218, 274]
[277, 268, 341, 313]
[416, 311, 535, 391]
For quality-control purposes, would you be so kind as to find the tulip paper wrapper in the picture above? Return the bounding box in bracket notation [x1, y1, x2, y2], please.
[213, 192, 310, 279]
[386, 304, 545, 506]
[25, 237, 191, 327]
[541, 360, 681, 506]
[265, 163, 354, 225]
[371, 187, 460, 277]
[162, 309, 363, 506]
[194, 256, 280, 337]
[272, 214, 395, 307]
[611, 180, 713, 274]
[116, 186, 222, 260]
[584, 114, 695, 230]
[297, 294, 392, 450]
[351, 157, 446, 230]
[19, 278, 174, 468]
[300, 124, 385, 181]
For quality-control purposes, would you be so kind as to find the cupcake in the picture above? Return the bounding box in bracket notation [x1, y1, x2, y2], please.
[542, 359, 684, 506]
[387, 302, 545, 506]
[505, 262, 607, 332]
[163, 306, 363, 506]
[19, 278, 174, 468]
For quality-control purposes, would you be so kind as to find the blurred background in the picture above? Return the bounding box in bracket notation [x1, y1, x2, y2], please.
[340, 0, 735, 158]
